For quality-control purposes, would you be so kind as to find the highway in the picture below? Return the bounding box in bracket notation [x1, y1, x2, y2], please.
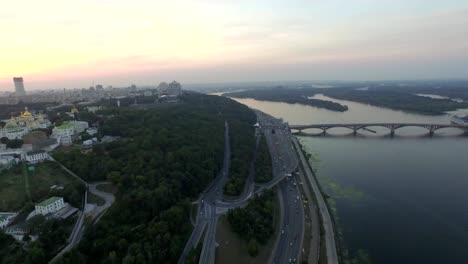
[292, 137, 339, 264]
[179, 111, 337, 264]
[296, 166, 320, 263]
[256, 111, 304, 264]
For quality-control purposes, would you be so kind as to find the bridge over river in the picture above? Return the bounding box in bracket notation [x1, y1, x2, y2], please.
[287, 123, 468, 136]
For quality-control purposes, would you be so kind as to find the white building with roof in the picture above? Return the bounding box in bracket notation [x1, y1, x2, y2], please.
[21, 150, 48, 163]
[167, 81, 182, 97]
[51, 121, 89, 146]
[0, 213, 16, 229]
[157, 81, 182, 99]
[0, 215, 9, 228]
[73, 121, 89, 133]
[35, 197, 65, 216]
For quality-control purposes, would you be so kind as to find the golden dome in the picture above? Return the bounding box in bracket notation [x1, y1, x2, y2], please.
[4, 116, 18, 128]
[19, 107, 34, 123]
[22, 107, 33, 117]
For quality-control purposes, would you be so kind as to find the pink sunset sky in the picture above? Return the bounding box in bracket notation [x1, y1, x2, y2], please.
[1, 0, 468, 91]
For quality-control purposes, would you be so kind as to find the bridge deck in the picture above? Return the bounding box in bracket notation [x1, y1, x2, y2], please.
[289, 123, 467, 131]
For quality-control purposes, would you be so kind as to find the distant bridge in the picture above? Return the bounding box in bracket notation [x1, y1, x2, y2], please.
[287, 123, 468, 136]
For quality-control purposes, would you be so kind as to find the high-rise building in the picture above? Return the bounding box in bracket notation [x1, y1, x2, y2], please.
[13, 77, 26, 96]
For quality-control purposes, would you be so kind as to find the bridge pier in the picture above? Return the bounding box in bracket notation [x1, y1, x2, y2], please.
[429, 130, 434, 137]
[390, 128, 395, 137]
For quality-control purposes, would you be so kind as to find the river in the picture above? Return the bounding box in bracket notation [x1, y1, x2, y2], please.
[231, 95, 468, 264]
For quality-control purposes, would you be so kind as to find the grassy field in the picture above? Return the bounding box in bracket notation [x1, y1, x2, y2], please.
[215, 192, 280, 264]
[0, 165, 27, 211]
[0, 161, 81, 211]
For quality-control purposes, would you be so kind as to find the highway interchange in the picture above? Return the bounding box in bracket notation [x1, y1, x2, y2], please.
[179, 111, 338, 264]
[258, 111, 303, 264]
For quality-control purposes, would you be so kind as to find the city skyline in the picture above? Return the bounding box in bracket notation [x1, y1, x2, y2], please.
[1, 0, 468, 91]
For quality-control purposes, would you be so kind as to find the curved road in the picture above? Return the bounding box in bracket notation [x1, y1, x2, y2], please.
[179, 112, 338, 264]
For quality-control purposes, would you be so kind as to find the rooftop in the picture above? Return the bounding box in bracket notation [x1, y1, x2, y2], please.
[55, 122, 74, 129]
[36, 197, 62, 207]
[26, 150, 47, 155]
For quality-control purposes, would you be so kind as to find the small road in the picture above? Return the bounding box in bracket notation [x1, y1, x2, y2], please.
[178, 121, 231, 264]
[48, 159, 115, 263]
[48, 158, 88, 264]
[49, 204, 86, 264]
[292, 137, 338, 264]
[195, 121, 231, 264]
[215, 133, 261, 214]
[87, 182, 116, 224]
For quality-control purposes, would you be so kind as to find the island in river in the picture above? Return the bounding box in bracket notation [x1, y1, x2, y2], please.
[223, 81, 468, 115]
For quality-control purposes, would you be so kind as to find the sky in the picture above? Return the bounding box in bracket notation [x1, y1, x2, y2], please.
[1, 0, 468, 91]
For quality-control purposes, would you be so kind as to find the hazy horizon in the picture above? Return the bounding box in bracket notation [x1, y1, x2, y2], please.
[2, 0, 468, 91]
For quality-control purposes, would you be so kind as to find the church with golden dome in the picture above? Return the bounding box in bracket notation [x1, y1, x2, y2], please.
[0, 107, 51, 140]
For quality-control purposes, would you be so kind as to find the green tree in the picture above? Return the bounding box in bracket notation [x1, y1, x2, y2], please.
[248, 239, 259, 257]
[22, 232, 31, 242]
[26, 246, 46, 264]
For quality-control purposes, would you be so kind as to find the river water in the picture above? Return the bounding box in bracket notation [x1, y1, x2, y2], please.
[231, 95, 468, 264]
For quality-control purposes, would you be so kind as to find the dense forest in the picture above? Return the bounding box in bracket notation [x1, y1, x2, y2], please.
[224, 84, 468, 115]
[223, 117, 256, 196]
[227, 190, 276, 256]
[51, 93, 256, 263]
[361, 81, 468, 101]
[0, 217, 75, 264]
[254, 136, 273, 183]
[322, 89, 468, 115]
[0, 232, 25, 263]
[223, 88, 348, 112]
